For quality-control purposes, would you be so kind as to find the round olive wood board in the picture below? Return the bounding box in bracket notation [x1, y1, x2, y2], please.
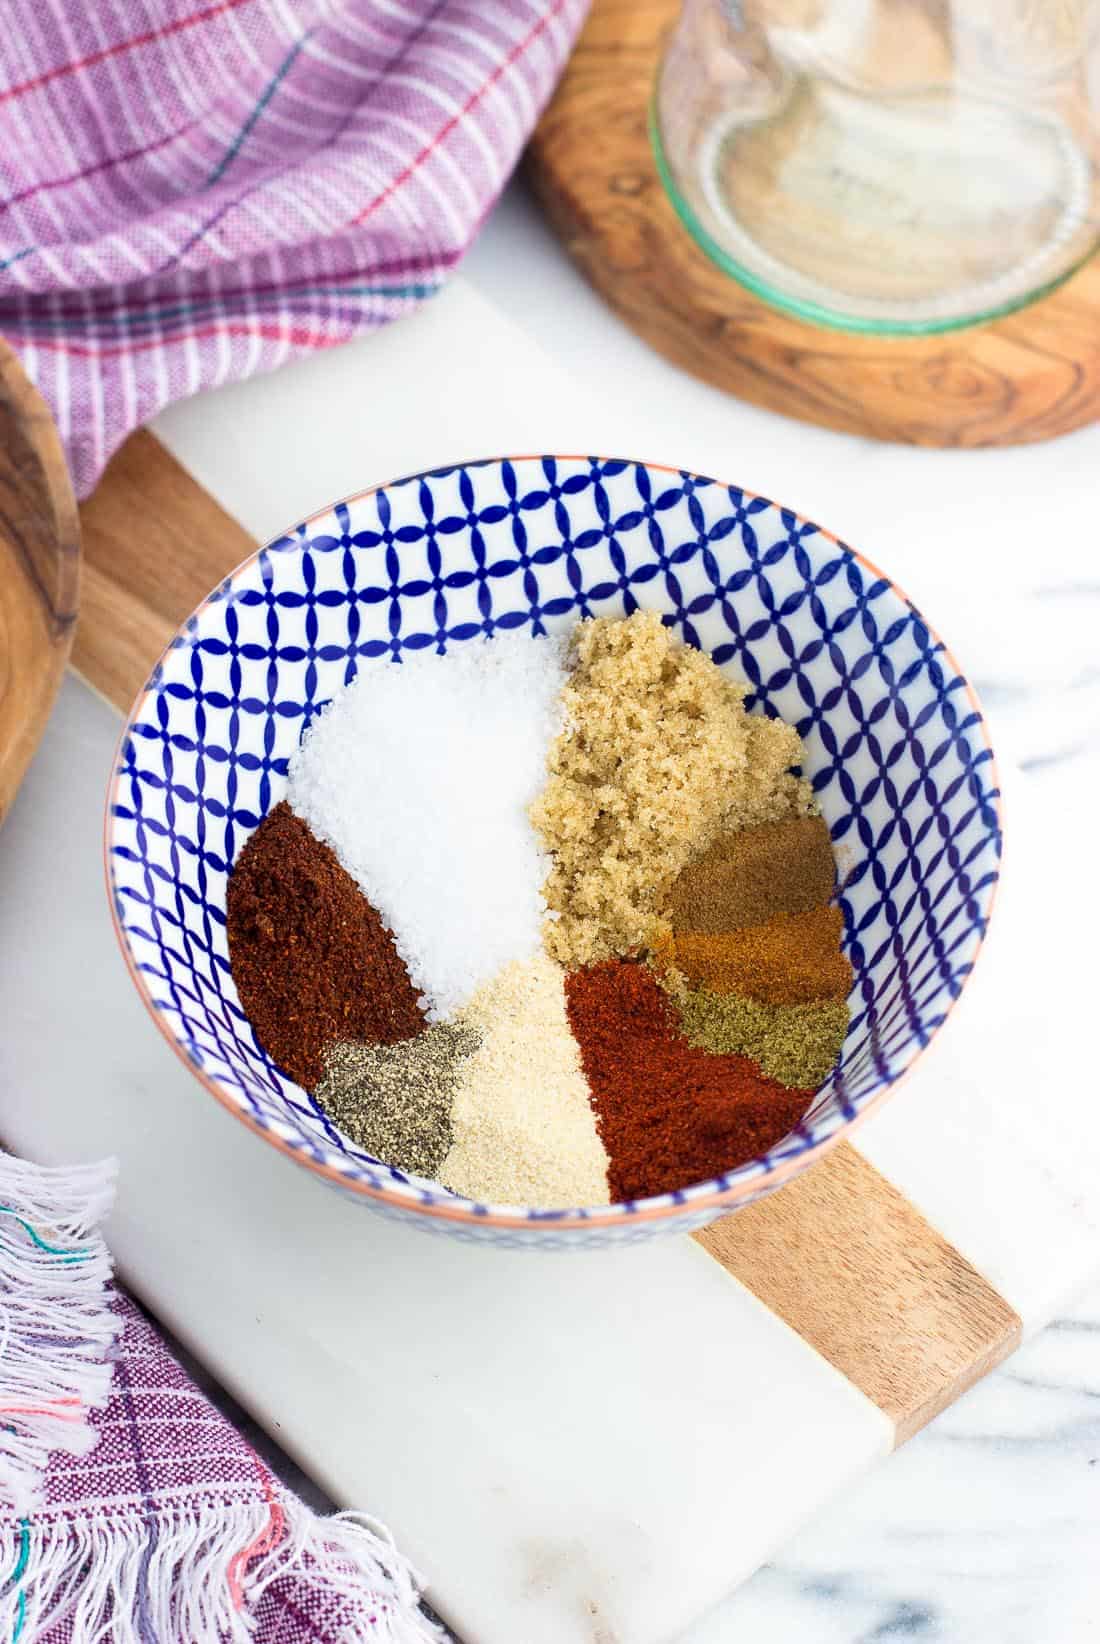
[526, 0, 1100, 446]
[0, 340, 80, 825]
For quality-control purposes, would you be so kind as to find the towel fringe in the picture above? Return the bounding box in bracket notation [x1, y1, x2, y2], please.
[0, 1155, 119, 1514]
[0, 1154, 443, 1641]
[1, 1490, 444, 1643]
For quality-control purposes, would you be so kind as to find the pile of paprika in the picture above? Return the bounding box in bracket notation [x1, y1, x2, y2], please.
[565, 960, 813, 1202]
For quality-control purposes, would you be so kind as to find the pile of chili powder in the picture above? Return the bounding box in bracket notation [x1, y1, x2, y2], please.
[226, 612, 852, 1205]
[563, 814, 852, 1202]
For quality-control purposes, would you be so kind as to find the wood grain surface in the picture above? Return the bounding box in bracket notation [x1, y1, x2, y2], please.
[74, 429, 255, 714]
[0, 340, 80, 825]
[695, 1141, 1022, 1445]
[527, 0, 1100, 446]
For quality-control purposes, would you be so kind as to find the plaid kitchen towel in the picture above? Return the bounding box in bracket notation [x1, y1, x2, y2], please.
[0, 0, 587, 498]
[0, 1154, 440, 1642]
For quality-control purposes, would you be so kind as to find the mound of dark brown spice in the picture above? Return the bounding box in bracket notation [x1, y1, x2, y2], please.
[668, 814, 837, 933]
[226, 802, 423, 1088]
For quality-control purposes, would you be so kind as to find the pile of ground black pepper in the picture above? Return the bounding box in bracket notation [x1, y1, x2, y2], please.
[316, 1024, 480, 1179]
[226, 802, 424, 1089]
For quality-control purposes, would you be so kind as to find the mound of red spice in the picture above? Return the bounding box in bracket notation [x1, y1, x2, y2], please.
[226, 802, 424, 1089]
[564, 959, 813, 1202]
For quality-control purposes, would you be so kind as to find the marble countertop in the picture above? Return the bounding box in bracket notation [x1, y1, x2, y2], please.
[704, 1294, 1100, 1642]
[5, 173, 1098, 1642]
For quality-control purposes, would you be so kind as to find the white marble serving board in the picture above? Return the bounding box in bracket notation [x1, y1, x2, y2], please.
[2, 275, 1098, 1644]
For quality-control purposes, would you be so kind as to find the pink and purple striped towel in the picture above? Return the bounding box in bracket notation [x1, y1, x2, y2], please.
[0, 0, 587, 497]
[0, 1154, 440, 1642]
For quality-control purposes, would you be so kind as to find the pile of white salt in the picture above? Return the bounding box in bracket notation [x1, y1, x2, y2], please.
[287, 630, 568, 1020]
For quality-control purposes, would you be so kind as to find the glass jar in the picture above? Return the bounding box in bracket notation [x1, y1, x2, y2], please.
[652, 0, 1100, 332]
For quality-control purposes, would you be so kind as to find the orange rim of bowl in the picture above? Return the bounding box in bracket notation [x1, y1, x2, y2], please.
[104, 455, 1004, 1232]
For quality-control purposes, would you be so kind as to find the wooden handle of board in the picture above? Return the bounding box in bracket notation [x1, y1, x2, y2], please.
[74, 428, 256, 715]
[695, 1142, 1021, 1446]
[0, 340, 81, 825]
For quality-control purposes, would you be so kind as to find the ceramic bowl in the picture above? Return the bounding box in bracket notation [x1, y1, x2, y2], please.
[106, 456, 1002, 1248]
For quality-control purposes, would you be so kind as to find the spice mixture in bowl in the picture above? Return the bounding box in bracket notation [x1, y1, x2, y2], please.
[106, 457, 1002, 1249]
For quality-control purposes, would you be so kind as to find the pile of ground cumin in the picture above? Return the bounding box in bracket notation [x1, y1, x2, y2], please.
[530, 610, 812, 968]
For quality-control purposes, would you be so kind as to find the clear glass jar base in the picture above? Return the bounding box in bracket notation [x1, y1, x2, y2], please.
[652, 86, 1097, 335]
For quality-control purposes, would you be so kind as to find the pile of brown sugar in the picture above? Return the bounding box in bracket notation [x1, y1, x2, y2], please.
[530, 610, 813, 968]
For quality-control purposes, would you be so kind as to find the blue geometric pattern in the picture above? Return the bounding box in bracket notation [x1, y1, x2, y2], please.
[106, 457, 1002, 1248]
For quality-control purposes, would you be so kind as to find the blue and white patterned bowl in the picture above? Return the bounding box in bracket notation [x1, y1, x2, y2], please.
[106, 457, 1002, 1249]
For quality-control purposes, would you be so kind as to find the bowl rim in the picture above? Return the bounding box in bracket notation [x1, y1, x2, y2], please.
[104, 453, 1003, 1231]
